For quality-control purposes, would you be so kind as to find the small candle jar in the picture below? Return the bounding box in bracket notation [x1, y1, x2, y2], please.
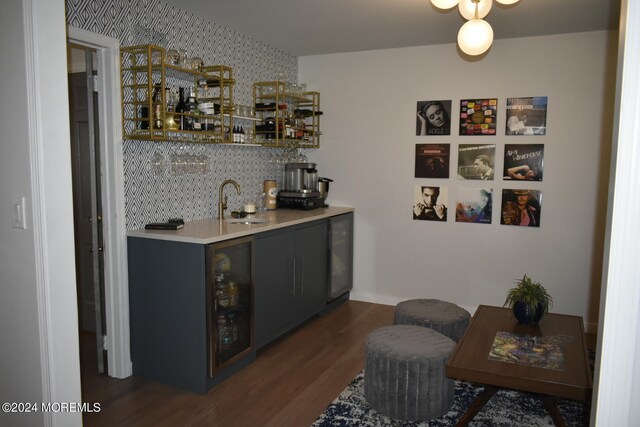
[244, 201, 256, 214]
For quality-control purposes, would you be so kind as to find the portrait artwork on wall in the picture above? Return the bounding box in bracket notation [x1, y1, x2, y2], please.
[455, 187, 493, 224]
[416, 100, 452, 136]
[506, 96, 548, 135]
[415, 144, 450, 178]
[501, 189, 542, 227]
[503, 144, 544, 181]
[457, 144, 496, 180]
[459, 98, 497, 136]
[413, 185, 448, 222]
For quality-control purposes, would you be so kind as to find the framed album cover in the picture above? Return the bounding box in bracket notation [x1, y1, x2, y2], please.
[503, 144, 544, 181]
[415, 144, 450, 178]
[506, 96, 548, 135]
[460, 98, 497, 136]
[501, 189, 542, 227]
[413, 185, 448, 222]
[457, 144, 496, 180]
[455, 187, 493, 224]
[416, 100, 452, 136]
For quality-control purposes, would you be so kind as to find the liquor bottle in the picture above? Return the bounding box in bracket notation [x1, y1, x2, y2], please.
[185, 86, 200, 131]
[165, 88, 174, 112]
[152, 83, 163, 129]
[175, 87, 186, 130]
[164, 89, 179, 131]
[240, 126, 246, 144]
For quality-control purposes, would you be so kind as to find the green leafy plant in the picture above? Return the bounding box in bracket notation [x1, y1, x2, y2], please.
[504, 274, 553, 316]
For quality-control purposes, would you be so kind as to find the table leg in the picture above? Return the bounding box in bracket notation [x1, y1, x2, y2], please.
[455, 385, 498, 427]
[542, 396, 568, 427]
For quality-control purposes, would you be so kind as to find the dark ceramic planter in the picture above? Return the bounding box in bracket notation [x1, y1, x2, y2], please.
[513, 301, 545, 325]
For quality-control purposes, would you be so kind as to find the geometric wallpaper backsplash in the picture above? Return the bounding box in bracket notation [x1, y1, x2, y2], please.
[66, 0, 298, 229]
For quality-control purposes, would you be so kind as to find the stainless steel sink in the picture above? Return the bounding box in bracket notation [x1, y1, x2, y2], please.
[224, 217, 269, 225]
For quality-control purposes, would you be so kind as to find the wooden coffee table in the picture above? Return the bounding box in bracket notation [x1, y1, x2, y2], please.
[446, 305, 592, 427]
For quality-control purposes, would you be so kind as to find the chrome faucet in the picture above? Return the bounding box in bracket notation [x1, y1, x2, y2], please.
[218, 179, 241, 219]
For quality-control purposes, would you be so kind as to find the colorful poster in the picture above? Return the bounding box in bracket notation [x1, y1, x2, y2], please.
[459, 98, 497, 136]
[413, 185, 448, 222]
[457, 144, 496, 180]
[415, 144, 450, 178]
[488, 331, 573, 370]
[416, 100, 452, 136]
[455, 187, 493, 224]
[503, 144, 544, 181]
[501, 189, 542, 227]
[505, 96, 548, 135]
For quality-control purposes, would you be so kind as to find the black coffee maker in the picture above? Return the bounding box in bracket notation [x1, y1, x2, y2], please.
[277, 163, 325, 210]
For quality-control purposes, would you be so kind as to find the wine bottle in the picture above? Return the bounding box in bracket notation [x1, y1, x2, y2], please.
[175, 87, 186, 130]
[186, 86, 200, 131]
[152, 83, 162, 129]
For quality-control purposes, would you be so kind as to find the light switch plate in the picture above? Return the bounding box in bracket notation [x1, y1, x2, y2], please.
[12, 196, 27, 230]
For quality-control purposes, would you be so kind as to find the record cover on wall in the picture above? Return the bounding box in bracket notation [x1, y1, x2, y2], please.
[460, 98, 497, 136]
[501, 189, 542, 227]
[506, 97, 548, 135]
[415, 144, 450, 178]
[503, 144, 544, 181]
[456, 187, 493, 224]
[416, 100, 452, 136]
[457, 144, 496, 180]
[413, 185, 448, 222]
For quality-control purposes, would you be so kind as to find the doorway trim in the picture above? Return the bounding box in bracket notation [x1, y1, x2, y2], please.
[67, 26, 131, 378]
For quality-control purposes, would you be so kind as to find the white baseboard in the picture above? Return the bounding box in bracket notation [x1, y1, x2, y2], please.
[349, 292, 596, 332]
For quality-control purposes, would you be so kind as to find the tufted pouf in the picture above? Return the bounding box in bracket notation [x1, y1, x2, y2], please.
[395, 299, 470, 343]
[364, 325, 456, 422]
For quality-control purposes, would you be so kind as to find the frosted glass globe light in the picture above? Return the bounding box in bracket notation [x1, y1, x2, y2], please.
[459, 0, 492, 20]
[430, 0, 459, 9]
[495, 0, 519, 4]
[457, 19, 494, 56]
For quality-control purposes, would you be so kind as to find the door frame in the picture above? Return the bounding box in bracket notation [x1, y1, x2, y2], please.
[67, 26, 131, 378]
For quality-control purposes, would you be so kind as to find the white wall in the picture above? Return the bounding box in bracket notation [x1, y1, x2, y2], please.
[300, 31, 617, 329]
[1, 0, 82, 426]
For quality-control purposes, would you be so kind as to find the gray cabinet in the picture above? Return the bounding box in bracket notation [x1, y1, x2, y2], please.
[127, 213, 349, 393]
[128, 238, 210, 393]
[127, 236, 256, 394]
[254, 220, 327, 348]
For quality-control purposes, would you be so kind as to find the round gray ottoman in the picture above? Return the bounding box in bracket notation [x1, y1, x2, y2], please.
[364, 325, 456, 422]
[395, 299, 470, 342]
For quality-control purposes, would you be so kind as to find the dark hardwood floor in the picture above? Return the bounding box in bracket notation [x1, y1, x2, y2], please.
[80, 301, 597, 426]
[80, 300, 395, 427]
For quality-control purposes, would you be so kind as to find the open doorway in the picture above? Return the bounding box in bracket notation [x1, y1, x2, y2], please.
[66, 27, 132, 380]
[67, 44, 108, 375]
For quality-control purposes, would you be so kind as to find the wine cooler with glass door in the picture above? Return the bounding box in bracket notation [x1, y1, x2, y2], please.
[327, 213, 354, 303]
[206, 236, 254, 376]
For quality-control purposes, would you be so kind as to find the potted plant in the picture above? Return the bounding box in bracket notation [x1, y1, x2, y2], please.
[504, 274, 553, 325]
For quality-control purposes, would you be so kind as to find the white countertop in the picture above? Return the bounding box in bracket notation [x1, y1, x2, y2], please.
[127, 206, 354, 244]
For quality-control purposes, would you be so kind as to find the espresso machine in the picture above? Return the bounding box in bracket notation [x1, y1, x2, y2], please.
[277, 162, 326, 210]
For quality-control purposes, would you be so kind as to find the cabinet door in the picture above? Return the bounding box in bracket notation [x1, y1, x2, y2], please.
[293, 222, 327, 322]
[207, 236, 254, 376]
[254, 229, 296, 347]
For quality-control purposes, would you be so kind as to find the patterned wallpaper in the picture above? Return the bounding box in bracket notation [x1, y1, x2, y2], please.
[66, 0, 298, 229]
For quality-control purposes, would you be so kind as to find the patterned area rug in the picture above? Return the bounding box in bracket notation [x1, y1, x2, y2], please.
[313, 373, 590, 426]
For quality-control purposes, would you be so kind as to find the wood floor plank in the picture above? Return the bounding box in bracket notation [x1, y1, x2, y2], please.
[81, 300, 395, 427]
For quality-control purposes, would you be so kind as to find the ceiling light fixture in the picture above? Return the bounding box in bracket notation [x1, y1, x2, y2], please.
[430, 0, 520, 56]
